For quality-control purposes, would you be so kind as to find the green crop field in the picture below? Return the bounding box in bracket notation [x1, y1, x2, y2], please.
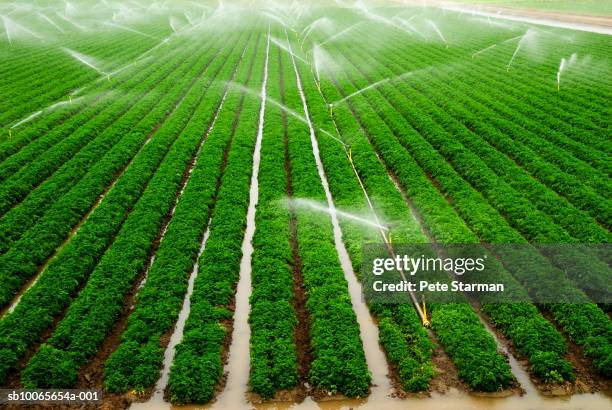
[0, 1, 610, 409]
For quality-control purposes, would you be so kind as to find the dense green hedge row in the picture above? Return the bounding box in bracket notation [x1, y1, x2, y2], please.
[324, 35, 611, 379]
[103, 31, 253, 393]
[0, 37, 216, 309]
[20, 32, 249, 389]
[284, 43, 371, 397]
[0, 33, 237, 385]
[290, 37, 436, 392]
[167, 30, 265, 405]
[248, 42, 299, 399]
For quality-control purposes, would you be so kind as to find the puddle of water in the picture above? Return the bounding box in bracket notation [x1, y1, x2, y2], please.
[165, 390, 611, 410]
[473, 306, 538, 395]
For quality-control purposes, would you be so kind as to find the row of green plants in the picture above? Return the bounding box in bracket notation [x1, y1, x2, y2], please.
[0, 28, 172, 169]
[283, 56, 372, 397]
[0, 30, 157, 128]
[291, 37, 436, 393]
[448, 68, 611, 176]
[358, 24, 610, 162]
[0, 23, 173, 165]
[318, 80, 514, 392]
[474, 34, 609, 131]
[361, 47, 610, 291]
[0, 35, 221, 309]
[0, 32, 240, 385]
[0, 35, 196, 210]
[380, 28, 611, 193]
[19, 32, 250, 389]
[325, 38, 611, 378]
[0, 37, 199, 217]
[332, 37, 610, 299]
[167, 30, 266, 404]
[248, 42, 299, 399]
[103, 32, 253, 394]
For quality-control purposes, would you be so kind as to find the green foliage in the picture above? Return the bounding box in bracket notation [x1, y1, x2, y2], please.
[530, 351, 575, 383]
[168, 32, 268, 404]
[103, 30, 250, 393]
[0, 37, 226, 385]
[20, 37, 242, 387]
[248, 40, 299, 399]
[21, 345, 77, 389]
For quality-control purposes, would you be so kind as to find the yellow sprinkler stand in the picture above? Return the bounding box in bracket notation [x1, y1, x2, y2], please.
[422, 296, 430, 327]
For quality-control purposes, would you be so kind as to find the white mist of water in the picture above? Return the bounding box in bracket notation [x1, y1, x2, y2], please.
[425, 19, 448, 47]
[289, 198, 389, 232]
[37, 12, 64, 33]
[301, 16, 333, 44]
[262, 10, 294, 30]
[557, 52, 578, 90]
[471, 33, 523, 58]
[394, 17, 427, 40]
[270, 35, 308, 64]
[104, 21, 157, 39]
[316, 21, 363, 48]
[11, 111, 42, 129]
[330, 77, 390, 106]
[55, 11, 87, 30]
[312, 43, 343, 83]
[1, 14, 42, 44]
[169, 16, 179, 33]
[506, 28, 537, 71]
[10, 95, 83, 130]
[472, 43, 496, 58]
[183, 11, 195, 25]
[227, 81, 346, 147]
[328, 63, 437, 107]
[63, 47, 107, 75]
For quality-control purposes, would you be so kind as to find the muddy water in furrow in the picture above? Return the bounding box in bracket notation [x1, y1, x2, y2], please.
[210, 29, 270, 410]
[473, 305, 538, 395]
[170, 388, 610, 410]
[286, 32, 392, 400]
[131, 224, 212, 410]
